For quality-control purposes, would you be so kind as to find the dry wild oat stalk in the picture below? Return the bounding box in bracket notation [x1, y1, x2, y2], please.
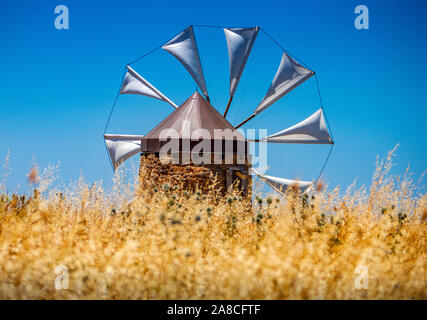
[0, 148, 425, 299]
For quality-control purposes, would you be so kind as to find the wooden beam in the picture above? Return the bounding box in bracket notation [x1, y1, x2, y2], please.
[223, 96, 233, 118]
[235, 114, 256, 129]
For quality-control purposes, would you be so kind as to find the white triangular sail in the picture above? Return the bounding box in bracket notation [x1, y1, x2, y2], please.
[224, 27, 259, 97]
[121, 70, 163, 100]
[263, 109, 333, 144]
[162, 26, 208, 98]
[104, 134, 144, 170]
[254, 52, 314, 115]
[122, 66, 178, 109]
[253, 169, 313, 194]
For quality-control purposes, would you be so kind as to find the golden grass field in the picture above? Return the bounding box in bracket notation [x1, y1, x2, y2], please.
[0, 148, 425, 299]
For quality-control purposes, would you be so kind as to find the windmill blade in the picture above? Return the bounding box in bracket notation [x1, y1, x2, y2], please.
[124, 66, 178, 109]
[121, 70, 162, 100]
[254, 52, 314, 115]
[162, 26, 209, 99]
[104, 134, 144, 170]
[224, 27, 259, 116]
[235, 52, 313, 128]
[250, 109, 333, 144]
[253, 169, 313, 195]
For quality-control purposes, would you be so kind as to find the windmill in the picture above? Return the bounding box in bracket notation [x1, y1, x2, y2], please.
[103, 25, 334, 196]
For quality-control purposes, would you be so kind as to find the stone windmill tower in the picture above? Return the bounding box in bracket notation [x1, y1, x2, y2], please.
[104, 26, 334, 196]
[138, 90, 251, 194]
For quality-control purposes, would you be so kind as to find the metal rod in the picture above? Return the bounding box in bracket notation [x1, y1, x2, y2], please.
[260, 28, 313, 71]
[315, 143, 334, 185]
[315, 73, 334, 141]
[103, 66, 127, 134]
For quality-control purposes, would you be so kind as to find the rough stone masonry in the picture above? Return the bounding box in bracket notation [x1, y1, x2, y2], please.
[139, 153, 251, 196]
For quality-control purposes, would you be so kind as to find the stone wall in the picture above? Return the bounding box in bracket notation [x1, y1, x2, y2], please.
[139, 153, 251, 195]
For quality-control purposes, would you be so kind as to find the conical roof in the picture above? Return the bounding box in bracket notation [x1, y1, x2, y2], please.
[141, 91, 246, 154]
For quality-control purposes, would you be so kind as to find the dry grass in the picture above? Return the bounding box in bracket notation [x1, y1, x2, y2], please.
[0, 148, 425, 299]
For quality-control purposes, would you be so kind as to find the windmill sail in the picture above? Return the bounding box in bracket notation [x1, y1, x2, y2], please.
[121, 70, 162, 100]
[253, 169, 313, 194]
[261, 109, 333, 144]
[254, 52, 314, 115]
[224, 27, 259, 97]
[162, 26, 208, 98]
[104, 134, 144, 170]
[122, 66, 178, 109]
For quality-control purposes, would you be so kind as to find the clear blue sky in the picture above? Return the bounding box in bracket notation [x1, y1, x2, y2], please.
[1, 0, 426, 193]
